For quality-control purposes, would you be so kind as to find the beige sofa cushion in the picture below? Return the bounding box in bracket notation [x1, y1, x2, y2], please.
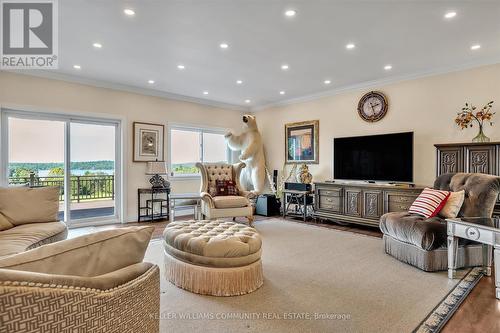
[0, 226, 153, 277]
[0, 222, 67, 258]
[212, 195, 249, 209]
[0, 214, 14, 231]
[439, 190, 466, 218]
[163, 220, 261, 268]
[0, 186, 60, 227]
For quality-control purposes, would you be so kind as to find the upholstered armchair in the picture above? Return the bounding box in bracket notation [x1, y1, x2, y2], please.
[196, 162, 254, 225]
[380, 173, 500, 272]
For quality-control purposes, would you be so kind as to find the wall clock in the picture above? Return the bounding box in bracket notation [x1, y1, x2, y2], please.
[357, 91, 388, 122]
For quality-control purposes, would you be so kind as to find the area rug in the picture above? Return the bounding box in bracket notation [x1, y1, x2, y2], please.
[144, 219, 480, 333]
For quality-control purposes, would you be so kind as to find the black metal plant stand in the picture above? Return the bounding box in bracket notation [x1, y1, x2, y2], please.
[137, 187, 170, 222]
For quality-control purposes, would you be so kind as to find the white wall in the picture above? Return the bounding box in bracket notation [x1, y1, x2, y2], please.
[256, 63, 500, 187]
[0, 72, 245, 222]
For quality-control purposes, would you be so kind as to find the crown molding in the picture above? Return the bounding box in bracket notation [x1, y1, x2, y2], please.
[251, 57, 500, 112]
[5, 56, 500, 114]
[4, 70, 250, 112]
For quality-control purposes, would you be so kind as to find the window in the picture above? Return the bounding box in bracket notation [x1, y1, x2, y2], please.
[169, 126, 229, 177]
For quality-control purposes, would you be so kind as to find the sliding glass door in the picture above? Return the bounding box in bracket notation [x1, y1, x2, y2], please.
[2, 110, 121, 226]
[7, 117, 66, 220]
[70, 122, 116, 220]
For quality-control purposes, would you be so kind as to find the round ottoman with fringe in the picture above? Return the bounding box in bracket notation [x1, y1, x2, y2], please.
[163, 220, 263, 296]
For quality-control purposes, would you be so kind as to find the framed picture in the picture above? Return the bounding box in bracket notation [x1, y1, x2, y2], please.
[133, 122, 164, 162]
[285, 120, 319, 164]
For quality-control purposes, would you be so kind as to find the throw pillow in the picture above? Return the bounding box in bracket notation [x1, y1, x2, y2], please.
[215, 180, 238, 196]
[0, 226, 153, 277]
[208, 185, 218, 197]
[439, 190, 466, 218]
[0, 186, 60, 226]
[408, 188, 450, 218]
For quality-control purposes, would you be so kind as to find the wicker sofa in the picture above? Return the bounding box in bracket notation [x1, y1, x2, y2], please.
[0, 187, 160, 333]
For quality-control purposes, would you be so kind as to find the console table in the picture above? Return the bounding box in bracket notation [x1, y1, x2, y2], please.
[447, 217, 499, 299]
[313, 182, 425, 227]
[137, 187, 170, 222]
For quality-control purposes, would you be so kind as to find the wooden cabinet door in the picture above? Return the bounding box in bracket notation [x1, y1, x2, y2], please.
[362, 190, 382, 219]
[384, 191, 420, 213]
[344, 188, 362, 217]
[465, 145, 496, 174]
[437, 147, 464, 176]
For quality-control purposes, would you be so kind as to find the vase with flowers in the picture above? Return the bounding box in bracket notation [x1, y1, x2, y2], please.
[455, 101, 495, 143]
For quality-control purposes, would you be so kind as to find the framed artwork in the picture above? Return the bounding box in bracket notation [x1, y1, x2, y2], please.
[133, 122, 164, 162]
[285, 120, 319, 164]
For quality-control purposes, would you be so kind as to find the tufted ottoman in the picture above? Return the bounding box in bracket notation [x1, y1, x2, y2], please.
[163, 220, 263, 296]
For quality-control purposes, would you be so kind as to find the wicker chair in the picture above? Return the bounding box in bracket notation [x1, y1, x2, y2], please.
[0, 263, 160, 333]
[196, 162, 254, 225]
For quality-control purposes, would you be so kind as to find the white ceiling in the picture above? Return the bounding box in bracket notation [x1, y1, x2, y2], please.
[28, 1, 500, 110]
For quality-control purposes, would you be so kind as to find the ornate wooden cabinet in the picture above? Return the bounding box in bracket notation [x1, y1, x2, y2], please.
[435, 142, 500, 216]
[314, 182, 424, 227]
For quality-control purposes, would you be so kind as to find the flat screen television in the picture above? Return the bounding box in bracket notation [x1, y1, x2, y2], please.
[333, 132, 413, 182]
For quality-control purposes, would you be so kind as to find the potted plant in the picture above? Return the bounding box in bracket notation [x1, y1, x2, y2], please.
[455, 101, 495, 142]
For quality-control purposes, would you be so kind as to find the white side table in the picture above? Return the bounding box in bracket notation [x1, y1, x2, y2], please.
[170, 193, 202, 222]
[447, 217, 499, 299]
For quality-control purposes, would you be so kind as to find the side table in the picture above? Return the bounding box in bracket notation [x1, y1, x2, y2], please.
[282, 189, 314, 221]
[447, 217, 500, 299]
[170, 193, 202, 222]
[138, 187, 170, 222]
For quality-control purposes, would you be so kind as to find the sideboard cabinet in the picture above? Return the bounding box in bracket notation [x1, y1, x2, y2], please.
[313, 182, 425, 227]
[435, 142, 500, 216]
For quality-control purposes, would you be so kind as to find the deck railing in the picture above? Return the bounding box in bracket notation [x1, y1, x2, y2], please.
[8, 174, 114, 202]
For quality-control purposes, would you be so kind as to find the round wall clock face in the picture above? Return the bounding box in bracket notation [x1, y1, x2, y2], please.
[357, 91, 388, 122]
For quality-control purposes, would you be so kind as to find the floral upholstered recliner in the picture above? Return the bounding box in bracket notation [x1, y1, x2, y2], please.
[195, 162, 254, 226]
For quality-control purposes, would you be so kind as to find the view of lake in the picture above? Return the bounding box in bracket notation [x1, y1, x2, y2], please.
[38, 169, 115, 177]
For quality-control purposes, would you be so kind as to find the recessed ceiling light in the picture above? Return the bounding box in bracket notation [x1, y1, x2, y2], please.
[284, 9, 297, 17]
[219, 42, 229, 49]
[384, 65, 393, 70]
[244, 99, 251, 104]
[470, 44, 481, 50]
[73, 64, 81, 70]
[93, 42, 102, 49]
[124, 8, 135, 16]
[148, 80, 155, 84]
[236, 80, 243, 85]
[279, 91, 285, 95]
[324, 79, 331, 85]
[444, 11, 457, 19]
[281, 64, 289, 70]
[177, 64, 185, 70]
[203, 91, 209, 95]
[346, 43, 356, 49]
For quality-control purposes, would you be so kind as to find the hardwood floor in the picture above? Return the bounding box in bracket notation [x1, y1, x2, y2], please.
[70, 215, 499, 331]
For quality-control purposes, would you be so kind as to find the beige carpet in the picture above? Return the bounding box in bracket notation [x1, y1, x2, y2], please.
[144, 219, 468, 333]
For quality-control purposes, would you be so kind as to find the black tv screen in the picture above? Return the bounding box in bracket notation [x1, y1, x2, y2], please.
[334, 132, 413, 182]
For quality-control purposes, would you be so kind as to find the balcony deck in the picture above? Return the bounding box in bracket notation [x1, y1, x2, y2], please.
[58, 200, 115, 220]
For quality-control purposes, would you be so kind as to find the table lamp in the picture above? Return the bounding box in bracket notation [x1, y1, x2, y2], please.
[146, 160, 169, 189]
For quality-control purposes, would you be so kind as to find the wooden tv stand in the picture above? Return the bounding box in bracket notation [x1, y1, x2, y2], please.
[313, 181, 425, 227]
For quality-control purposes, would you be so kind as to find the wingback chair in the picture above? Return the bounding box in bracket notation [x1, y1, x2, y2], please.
[380, 173, 500, 272]
[196, 162, 254, 226]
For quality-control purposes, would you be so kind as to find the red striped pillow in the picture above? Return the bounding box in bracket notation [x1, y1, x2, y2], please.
[409, 188, 450, 218]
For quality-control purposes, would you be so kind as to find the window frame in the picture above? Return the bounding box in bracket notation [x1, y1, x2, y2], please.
[167, 124, 231, 179]
[0, 107, 124, 227]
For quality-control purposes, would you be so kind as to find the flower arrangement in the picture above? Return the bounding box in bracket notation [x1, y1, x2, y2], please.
[266, 163, 297, 199]
[455, 101, 495, 142]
